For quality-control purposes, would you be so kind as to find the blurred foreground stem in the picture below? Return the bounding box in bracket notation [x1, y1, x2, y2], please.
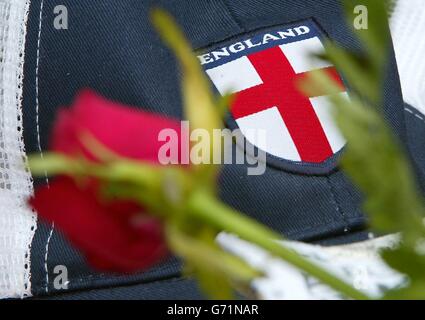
[188, 190, 370, 300]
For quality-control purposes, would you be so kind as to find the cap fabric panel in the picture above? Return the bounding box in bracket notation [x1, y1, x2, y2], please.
[21, 0, 408, 298]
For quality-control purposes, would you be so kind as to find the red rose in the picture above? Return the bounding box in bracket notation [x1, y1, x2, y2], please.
[30, 90, 182, 273]
[51, 90, 182, 162]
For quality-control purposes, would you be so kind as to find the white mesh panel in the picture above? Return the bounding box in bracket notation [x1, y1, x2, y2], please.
[390, 0, 425, 114]
[0, 0, 36, 299]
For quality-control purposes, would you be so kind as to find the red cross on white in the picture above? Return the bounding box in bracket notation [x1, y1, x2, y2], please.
[206, 37, 348, 163]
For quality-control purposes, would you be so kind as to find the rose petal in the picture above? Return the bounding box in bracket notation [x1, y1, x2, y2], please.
[30, 177, 167, 273]
[52, 90, 183, 163]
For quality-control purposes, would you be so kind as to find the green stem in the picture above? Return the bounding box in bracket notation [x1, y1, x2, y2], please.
[188, 191, 370, 300]
[166, 225, 261, 284]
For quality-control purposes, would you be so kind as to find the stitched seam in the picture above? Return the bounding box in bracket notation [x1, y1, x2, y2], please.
[37, 215, 364, 287]
[326, 176, 349, 231]
[35, 210, 362, 287]
[405, 106, 425, 122]
[49, 217, 367, 287]
[221, 0, 245, 32]
[32, 261, 181, 291]
[34, 0, 54, 293]
[342, 178, 363, 217]
[43, 226, 54, 293]
[39, 274, 191, 299]
[35, 0, 46, 180]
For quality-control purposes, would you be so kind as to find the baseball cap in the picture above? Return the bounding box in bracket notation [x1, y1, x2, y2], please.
[1, 0, 424, 299]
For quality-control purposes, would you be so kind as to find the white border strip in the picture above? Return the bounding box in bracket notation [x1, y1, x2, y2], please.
[390, 0, 425, 114]
[0, 0, 37, 299]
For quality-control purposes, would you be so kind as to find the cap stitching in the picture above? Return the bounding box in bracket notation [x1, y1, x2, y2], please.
[326, 176, 349, 232]
[34, 0, 55, 294]
[405, 106, 425, 121]
[221, 0, 245, 32]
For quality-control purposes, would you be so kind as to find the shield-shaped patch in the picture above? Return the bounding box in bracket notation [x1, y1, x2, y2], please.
[199, 20, 349, 174]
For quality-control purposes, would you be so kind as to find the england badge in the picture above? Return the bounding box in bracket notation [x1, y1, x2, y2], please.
[199, 20, 349, 174]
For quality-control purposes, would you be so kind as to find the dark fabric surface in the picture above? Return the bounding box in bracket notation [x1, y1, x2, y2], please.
[404, 104, 425, 192]
[33, 276, 206, 300]
[21, 0, 412, 299]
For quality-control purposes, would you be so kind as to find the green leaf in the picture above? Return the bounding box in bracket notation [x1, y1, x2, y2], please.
[215, 93, 235, 118]
[151, 8, 223, 184]
[191, 264, 235, 300]
[384, 283, 425, 300]
[321, 41, 380, 104]
[165, 224, 261, 299]
[343, 0, 391, 64]
[385, 0, 398, 18]
[301, 0, 425, 299]
[382, 245, 425, 299]
[382, 245, 425, 280]
[317, 0, 392, 106]
[301, 68, 425, 241]
[337, 100, 425, 237]
[28, 153, 85, 177]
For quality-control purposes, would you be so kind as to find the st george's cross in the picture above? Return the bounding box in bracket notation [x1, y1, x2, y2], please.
[199, 21, 349, 168]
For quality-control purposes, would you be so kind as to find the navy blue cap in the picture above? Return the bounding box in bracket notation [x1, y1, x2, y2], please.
[21, 0, 425, 299]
